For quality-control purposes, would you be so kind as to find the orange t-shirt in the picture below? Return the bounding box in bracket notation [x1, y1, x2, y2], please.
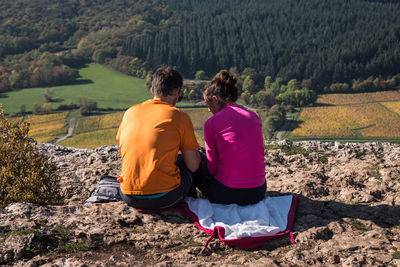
[116, 99, 199, 195]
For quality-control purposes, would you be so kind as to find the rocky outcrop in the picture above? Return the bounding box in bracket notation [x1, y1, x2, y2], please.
[1, 141, 399, 266]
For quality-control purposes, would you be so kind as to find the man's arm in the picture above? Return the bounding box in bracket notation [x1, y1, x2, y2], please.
[182, 150, 200, 172]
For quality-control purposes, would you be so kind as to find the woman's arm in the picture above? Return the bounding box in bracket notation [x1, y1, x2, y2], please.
[204, 120, 219, 176]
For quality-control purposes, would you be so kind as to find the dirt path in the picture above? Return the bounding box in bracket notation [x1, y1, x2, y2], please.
[275, 114, 293, 141]
[54, 117, 76, 144]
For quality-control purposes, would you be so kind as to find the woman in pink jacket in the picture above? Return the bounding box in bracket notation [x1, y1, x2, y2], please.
[194, 70, 266, 205]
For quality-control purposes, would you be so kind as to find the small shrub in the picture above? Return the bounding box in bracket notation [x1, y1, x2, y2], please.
[51, 225, 71, 238]
[0, 227, 12, 238]
[392, 249, 400, 260]
[318, 156, 328, 164]
[56, 103, 78, 111]
[76, 96, 97, 115]
[347, 218, 371, 231]
[0, 105, 65, 208]
[32, 102, 43, 115]
[365, 163, 380, 171]
[299, 164, 311, 170]
[19, 104, 26, 115]
[354, 149, 366, 159]
[364, 163, 382, 183]
[43, 89, 54, 103]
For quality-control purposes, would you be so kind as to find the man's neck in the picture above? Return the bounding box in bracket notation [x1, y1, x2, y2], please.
[154, 95, 177, 106]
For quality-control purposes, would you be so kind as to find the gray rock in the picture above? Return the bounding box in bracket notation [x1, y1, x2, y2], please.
[1, 141, 399, 266]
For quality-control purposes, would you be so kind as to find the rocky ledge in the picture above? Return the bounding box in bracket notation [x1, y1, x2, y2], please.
[1, 141, 399, 266]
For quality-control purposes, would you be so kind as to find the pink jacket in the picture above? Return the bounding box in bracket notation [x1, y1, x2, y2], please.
[204, 104, 266, 188]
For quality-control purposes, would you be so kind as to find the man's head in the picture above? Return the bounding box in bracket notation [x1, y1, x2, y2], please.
[151, 67, 183, 98]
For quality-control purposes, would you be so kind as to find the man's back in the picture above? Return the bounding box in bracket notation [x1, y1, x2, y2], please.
[117, 99, 198, 195]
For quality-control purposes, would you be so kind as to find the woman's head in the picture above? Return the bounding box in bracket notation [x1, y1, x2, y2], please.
[203, 70, 239, 114]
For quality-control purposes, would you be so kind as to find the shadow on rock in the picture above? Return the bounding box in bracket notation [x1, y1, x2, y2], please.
[292, 194, 400, 230]
[138, 210, 192, 225]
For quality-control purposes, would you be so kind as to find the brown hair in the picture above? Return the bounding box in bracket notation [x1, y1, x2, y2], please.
[203, 70, 239, 103]
[151, 66, 183, 97]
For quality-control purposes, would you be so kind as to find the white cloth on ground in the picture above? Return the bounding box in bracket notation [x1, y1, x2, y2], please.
[185, 195, 293, 240]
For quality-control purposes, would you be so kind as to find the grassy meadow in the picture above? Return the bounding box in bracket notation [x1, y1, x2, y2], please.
[0, 64, 151, 115]
[292, 90, 400, 141]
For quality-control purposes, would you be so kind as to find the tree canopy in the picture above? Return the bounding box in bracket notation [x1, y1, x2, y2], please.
[1, 0, 400, 94]
[122, 0, 400, 92]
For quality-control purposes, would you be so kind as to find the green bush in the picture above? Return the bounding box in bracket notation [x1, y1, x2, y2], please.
[0, 105, 65, 208]
[76, 96, 97, 115]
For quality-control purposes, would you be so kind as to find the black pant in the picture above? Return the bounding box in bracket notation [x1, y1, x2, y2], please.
[193, 152, 266, 206]
[120, 155, 193, 210]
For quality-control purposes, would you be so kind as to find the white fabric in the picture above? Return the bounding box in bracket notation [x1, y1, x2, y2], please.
[185, 195, 293, 240]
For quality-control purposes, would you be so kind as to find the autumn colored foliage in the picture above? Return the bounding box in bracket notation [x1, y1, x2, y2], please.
[0, 106, 65, 208]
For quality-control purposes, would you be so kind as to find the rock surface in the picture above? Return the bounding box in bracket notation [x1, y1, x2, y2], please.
[1, 141, 399, 266]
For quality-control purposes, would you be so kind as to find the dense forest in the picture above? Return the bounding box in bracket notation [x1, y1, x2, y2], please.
[0, 0, 172, 92]
[123, 0, 400, 91]
[1, 0, 400, 98]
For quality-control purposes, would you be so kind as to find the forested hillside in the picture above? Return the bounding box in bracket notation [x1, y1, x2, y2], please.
[0, 0, 172, 92]
[123, 0, 400, 90]
[1, 0, 400, 93]
[0, 0, 170, 58]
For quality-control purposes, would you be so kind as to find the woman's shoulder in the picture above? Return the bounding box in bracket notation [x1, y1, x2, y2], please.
[227, 104, 257, 117]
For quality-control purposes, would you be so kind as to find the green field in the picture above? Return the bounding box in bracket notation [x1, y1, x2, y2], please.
[0, 64, 152, 115]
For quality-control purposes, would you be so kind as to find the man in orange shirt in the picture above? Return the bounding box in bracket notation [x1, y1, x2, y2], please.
[117, 66, 200, 209]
